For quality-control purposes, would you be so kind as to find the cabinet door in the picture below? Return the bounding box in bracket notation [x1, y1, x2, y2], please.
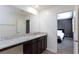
[38, 38, 42, 54]
[38, 41, 42, 54]
[37, 36, 47, 54]
[37, 38, 42, 54]
[32, 39, 38, 54]
[41, 37, 45, 51]
[44, 35, 47, 50]
[23, 41, 33, 54]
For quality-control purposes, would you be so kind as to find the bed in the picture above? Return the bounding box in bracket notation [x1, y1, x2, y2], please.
[57, 29, 64, 43]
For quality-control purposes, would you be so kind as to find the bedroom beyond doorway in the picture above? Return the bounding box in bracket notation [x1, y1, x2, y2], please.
[57, 11, 73, 54]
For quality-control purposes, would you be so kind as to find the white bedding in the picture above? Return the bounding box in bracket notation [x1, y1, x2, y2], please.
[57, 30, 64, 40]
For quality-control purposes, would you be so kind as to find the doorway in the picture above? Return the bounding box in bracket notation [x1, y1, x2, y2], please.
[57, 11, 73, 54]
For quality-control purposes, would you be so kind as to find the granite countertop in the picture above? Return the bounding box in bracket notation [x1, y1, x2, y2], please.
[0, 32, 47, 50]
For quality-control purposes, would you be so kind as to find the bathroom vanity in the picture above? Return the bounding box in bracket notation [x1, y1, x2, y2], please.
[0, 33, 47, 54]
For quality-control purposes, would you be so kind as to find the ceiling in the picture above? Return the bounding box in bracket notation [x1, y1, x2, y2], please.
[13, 5, 74, 15]
[14, 5, 56, 11]
[31, 5, 56, 11]
[12, 5, 33, 15]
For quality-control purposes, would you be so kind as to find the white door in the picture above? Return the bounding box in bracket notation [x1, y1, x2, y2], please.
[73, 6, 78, 54]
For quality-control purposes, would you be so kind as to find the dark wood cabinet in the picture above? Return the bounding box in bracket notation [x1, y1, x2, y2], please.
[23, 40, 33, 54]
[42, 37, 45, 51]
[37, 36, 45, 53]
[23, 35, 47, 54]
[32, 39, 38, 54]
[44, 36, 47, 50]
[37, 38, 42, 54]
